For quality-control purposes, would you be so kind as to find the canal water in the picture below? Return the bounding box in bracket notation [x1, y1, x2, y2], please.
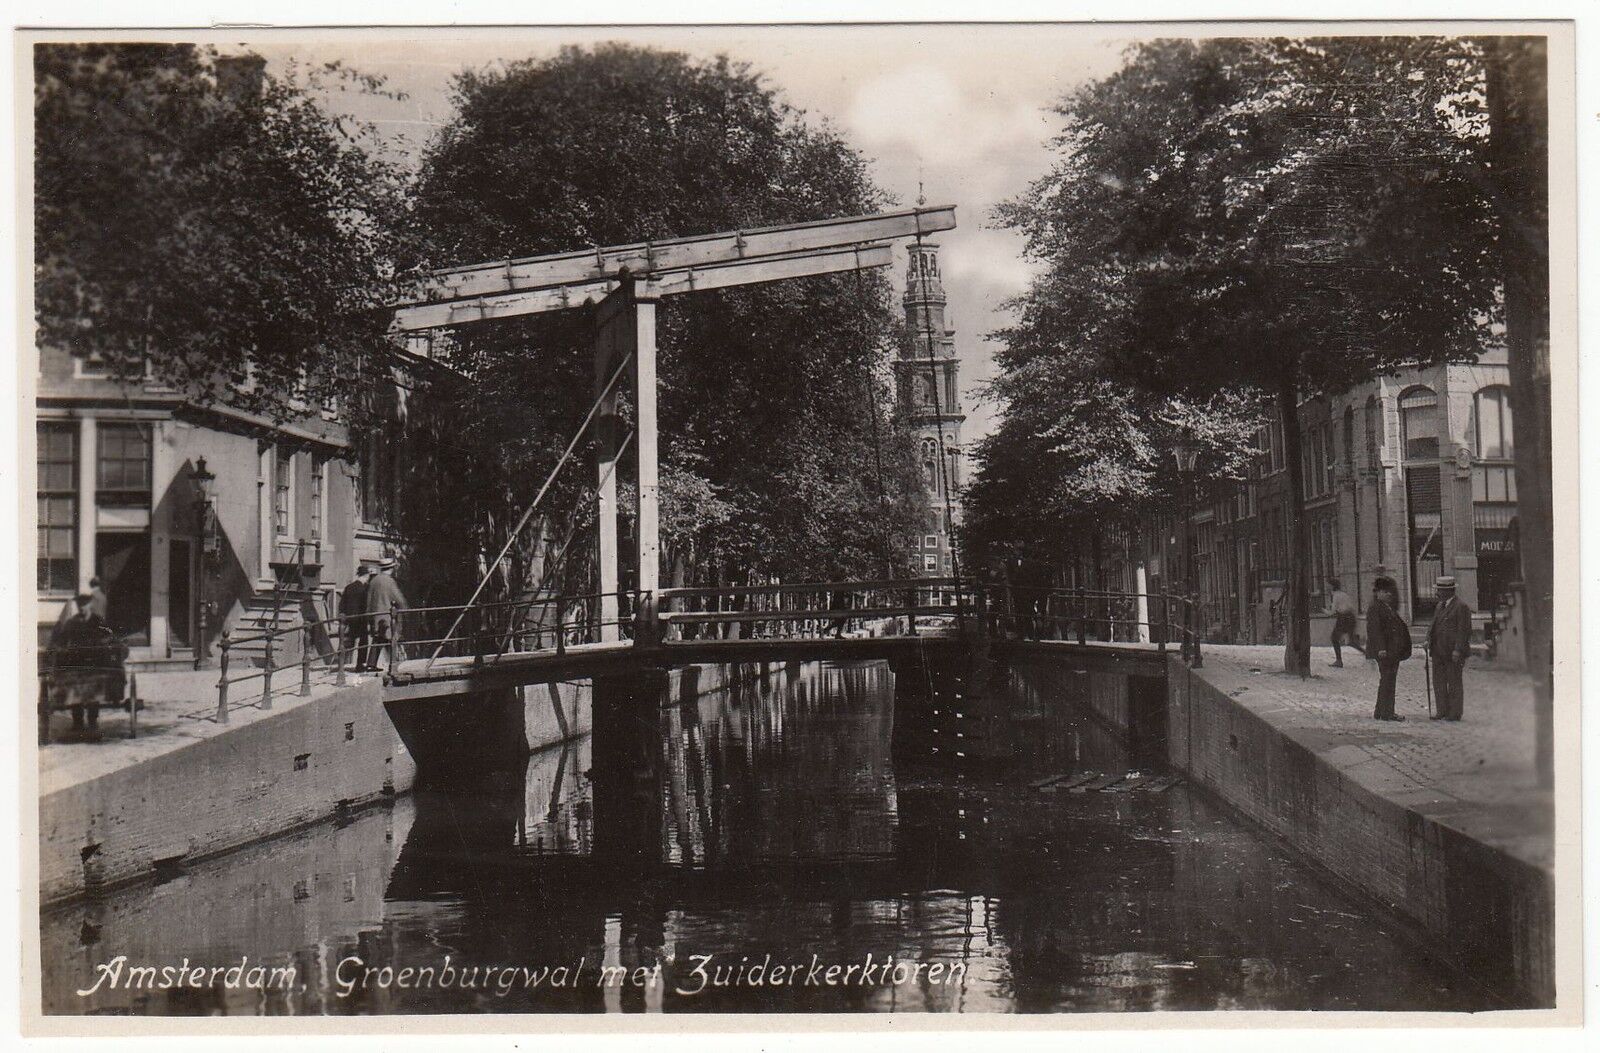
[43, 660, 1495, 1015]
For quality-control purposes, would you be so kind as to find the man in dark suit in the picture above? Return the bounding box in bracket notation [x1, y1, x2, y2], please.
[340, 566, 372, 672]
[1365, 576, 1411, 722]
[1427, 576, 1474, 721]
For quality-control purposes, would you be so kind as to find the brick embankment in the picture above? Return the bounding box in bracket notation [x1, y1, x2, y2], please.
[38, 667, 414, 906]
[1168, 644, 1554, 1008]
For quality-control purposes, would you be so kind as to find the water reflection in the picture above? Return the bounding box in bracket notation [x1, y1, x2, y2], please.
[42, 660, 1492, 1014]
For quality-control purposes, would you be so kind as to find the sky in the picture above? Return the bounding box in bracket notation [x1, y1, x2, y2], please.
[247, 26, 1136, 442]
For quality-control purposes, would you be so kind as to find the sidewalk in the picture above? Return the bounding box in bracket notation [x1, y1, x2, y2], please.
[1190, 644, 1550, 873]
[37, 664, 382, 797]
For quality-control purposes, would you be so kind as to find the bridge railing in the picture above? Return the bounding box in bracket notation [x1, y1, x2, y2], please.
[392, 590, 644, 677]
[208, 609, 358, 723]
[657, 578, 977, 641]
[992, 584, 1202, 664]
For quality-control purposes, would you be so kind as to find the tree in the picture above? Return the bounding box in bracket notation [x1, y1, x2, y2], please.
[996, 37, 1501, 675]
[403, 44, 927, 600]
[1480, 37, 1552, 785]
[34, 44, 413, 416]
[963, 350, 1261, 591]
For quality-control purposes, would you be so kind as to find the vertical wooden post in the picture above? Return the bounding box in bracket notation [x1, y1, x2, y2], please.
[1191, 589, 1204, 668]
[1075, 584, 1087, 646]
[216, 632, 231, 723]
[300, 623, 313, 696]
[335, 617, 346, 686]
[472, 606, 484, 669]
[555, 594, 566, 657]
[1158, 584, 1169, 654]
[388, 602, 400, 678]
[261, 627, 275, 710]
[634, 291, 660, 603]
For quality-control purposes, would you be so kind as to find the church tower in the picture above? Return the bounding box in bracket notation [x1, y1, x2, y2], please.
[895, 239, 965, 577]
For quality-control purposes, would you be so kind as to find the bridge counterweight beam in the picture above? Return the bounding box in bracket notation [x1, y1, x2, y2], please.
[595, 294, 624, 642]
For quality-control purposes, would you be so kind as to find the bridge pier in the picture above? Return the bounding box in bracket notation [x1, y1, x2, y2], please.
[590, 666, 669, 865]
[383, 689, 528, 787]
[888, 641, 1006, 768]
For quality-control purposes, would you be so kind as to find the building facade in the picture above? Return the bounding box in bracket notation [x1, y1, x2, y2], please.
[894, 241, 965, 577]
[1105, 353, 1519, 643]
[33, 344, 411, 659]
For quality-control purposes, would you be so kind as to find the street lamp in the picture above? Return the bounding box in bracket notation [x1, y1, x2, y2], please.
[1172, 441, 1203, 667]
[192, 456, 217, 670]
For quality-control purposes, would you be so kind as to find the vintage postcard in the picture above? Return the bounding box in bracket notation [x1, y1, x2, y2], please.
[11, 15, 1582, 1037]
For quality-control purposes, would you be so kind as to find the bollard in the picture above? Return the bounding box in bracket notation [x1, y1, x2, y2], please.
[261, 626, 275, 710]
[217, 632, 232, 723]
[300, 623, 313, 696]
[335, 617, 346, 686]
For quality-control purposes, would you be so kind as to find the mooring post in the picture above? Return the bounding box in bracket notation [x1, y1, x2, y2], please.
[216, 632, 231, 723]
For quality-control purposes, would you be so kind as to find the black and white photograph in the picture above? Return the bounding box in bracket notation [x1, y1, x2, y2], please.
[12, 13, 1581, 1033]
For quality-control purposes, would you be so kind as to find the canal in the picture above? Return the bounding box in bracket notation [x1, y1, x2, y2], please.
[43, 660, 1495, 1014]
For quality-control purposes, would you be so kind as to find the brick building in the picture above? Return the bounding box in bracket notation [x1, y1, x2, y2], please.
[33, 344, 428, 662]
[1105, 350, 1519, 643]
[894, 240, 965, 577]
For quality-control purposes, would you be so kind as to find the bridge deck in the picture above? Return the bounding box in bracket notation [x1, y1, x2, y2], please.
[381, 635, 1171, 701]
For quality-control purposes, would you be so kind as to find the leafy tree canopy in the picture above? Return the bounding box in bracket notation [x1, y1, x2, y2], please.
[34, 43, 413, 417]
[403, 44, 926, 592]
[986, 37, 1501, 671]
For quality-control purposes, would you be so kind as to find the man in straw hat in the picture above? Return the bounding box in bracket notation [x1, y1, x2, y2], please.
[1426, 577, 1474, 721]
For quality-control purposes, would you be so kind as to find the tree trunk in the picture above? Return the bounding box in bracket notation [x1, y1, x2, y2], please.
[1279, 371, 1312, 677]
[1485, 37, 1553, 787]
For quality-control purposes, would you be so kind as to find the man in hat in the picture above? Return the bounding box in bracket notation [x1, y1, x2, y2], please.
[50, 593, 120, 731]
[1365, 576, 1411, 722]
[340, 566, 373, 672]
[364, 558, 409, 672]
[1328, 577, 1360, 667]
[1427, 577, 1474, 721]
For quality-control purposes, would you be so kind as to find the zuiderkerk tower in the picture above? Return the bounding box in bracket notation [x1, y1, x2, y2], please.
[894, 235, 965, 577]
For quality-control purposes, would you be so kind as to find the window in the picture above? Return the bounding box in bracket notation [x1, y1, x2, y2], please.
[1473, 465, 1518, 504]
[310, 459, 325, 540]
[1365, 395, 1381, 471]
[923, 554, 937, 572]
[274, 449, 292, 538]
[910, 535, 921, 551]
[37, 422, 77, 592]
[1474, 386, 1515, 461]
[1324, 422, 1338, 494]
[96, 422, 151, 492]
[925, 534, 938, 550]
[1399, 386, 1439, 460]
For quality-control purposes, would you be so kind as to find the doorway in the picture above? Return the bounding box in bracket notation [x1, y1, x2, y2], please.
[168, 537, 194, 651]
[1405, 466, 1443, 621]
[96, 531, 151, 646]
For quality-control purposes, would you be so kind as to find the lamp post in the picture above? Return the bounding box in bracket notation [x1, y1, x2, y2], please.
[192, 456, 216, 670]
[1173, 441, 1202, 667]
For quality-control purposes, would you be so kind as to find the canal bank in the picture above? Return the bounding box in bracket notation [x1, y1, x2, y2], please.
[1015, 644, 1555, 1008]
[38, 660, 779, 906]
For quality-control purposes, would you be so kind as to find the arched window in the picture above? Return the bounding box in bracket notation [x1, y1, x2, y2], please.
[1364, 395, 1380, 471]
[1398, 386, 1438, 461]
[1473, 385, 1515, 460]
